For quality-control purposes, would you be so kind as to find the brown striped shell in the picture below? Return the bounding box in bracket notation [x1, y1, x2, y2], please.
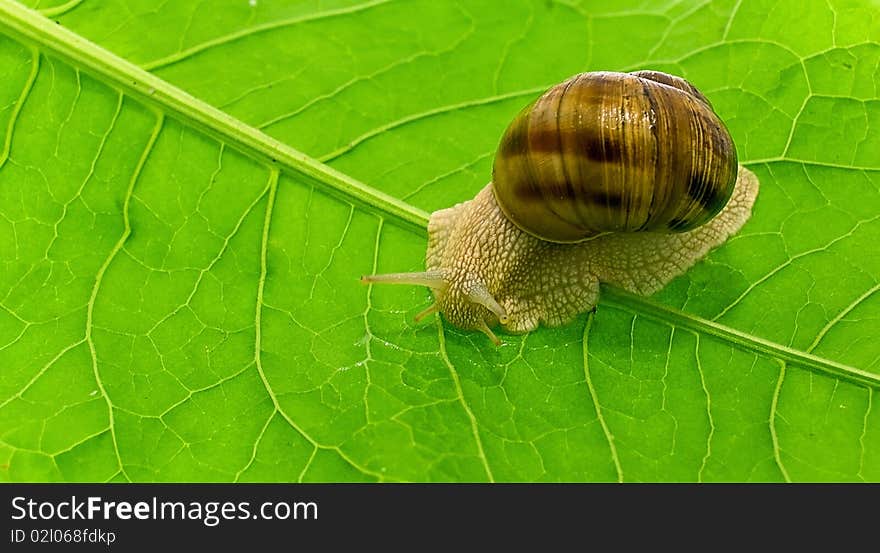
[492, 70, 738, 243]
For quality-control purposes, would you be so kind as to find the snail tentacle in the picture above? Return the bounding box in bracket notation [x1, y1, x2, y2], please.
[476, 319, 502, 346]
[413, 302, 440, 322]
[466, 283, 509, 324]
[360, 270, 447, 291]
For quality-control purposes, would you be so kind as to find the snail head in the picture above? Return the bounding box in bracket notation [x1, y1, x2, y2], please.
[360, 271, 508, 345]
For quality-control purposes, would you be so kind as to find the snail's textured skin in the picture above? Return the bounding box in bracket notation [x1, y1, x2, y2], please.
[493, 71, 738, 242]
[361, 71, 759, 343]
[427, 166, 758, 333]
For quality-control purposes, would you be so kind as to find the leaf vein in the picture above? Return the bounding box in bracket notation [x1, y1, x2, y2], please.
[604, 287, 880, 389]
[253, 169, 383, 480]
[45, 92, 123, 258]
[808, 282, 880, 354]
[694, 334, 714, 482]
[259, 20, 476, 130]
[83, 112, 165, 483]
[770, 360, 791, 482]
[436, 319, 495, 482]
[318, 85, 551, 163]
[234, 410, 275, 482]
[0, 45, 38, 171]
[858, 390, 872, 481]
[142, 0, 394, 71]
[38, 0, 84, 18]
[582, 313, 623, 482]
[714, 214, 880, 320]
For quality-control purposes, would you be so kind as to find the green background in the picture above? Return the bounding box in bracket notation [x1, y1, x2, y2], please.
[1, 0, 879, 481]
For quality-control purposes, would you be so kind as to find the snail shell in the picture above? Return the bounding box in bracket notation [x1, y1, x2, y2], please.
[362, 71, 758, 345]
[493, 70, 738, 242]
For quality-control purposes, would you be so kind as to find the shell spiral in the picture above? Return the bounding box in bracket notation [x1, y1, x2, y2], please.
[492, 70, 738, 243]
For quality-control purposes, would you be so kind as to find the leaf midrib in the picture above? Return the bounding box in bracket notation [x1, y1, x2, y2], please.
[0, 0, 430, 230]
[1, 0, 875, 389]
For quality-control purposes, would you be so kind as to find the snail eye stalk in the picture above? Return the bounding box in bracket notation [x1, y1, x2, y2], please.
[360, 271, 447, 291]
[466, 284, 509, 325]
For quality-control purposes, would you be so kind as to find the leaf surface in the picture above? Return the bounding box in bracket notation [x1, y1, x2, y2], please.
[1, 0, 879, 481]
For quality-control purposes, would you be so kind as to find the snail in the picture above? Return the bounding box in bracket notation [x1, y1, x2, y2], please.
[362, 70, 759, 345]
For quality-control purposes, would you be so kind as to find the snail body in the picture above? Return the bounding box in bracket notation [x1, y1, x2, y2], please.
[362, 71, 759, 344]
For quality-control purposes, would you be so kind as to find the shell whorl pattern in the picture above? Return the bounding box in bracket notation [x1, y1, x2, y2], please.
[492, 70, 738, 243]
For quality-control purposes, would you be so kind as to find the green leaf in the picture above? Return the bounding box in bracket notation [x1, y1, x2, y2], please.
[1, 0, 878, 482]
